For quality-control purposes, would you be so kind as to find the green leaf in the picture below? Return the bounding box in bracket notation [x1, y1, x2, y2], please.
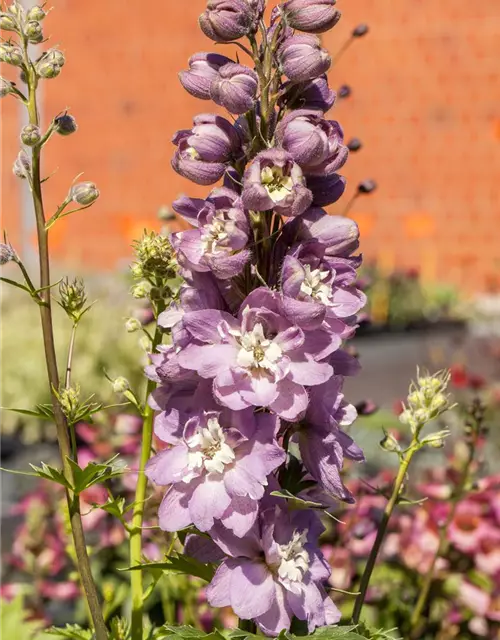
[309, 625, 366, 639]
[0, 276, 32, 293]
[123, 552, 215, 582]
[29, 462, 73, 489]
[44, 625, 93, 639]
[92, 495, 127, 518]
[0, 405, 54, 420]
[0, 595, 44, 639]
[68, 455, 127, 494]
[155, 626, 225, 640]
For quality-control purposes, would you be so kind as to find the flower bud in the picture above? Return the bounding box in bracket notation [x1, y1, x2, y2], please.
[25, 20, 43, 43]
[279, 34, 331, 83]
[0, 77, 13, 98]
[125, 317, 142, 333]
[69, 181, 99, 205]
[283, 0, 341, 34]
[59, 277, 87, 320]
[112, 377, 130, 394]
[281, 75, 336, 113]
[347, 137, 362, 152]
[179, 52, 233, 100]
[54, 113, 78, 136]
[210, 62, 258, 114]
[131, 281, 152, 299]
[35, 49, 65, 79]
[352, 23, 369, 37]
[59, 385, 81, 420]
[380, 430, 400, 453]
[199, 0, 256, 43]
[358, 179, 377, 194]
[338, 84, 351, 98]
[20, 124, 41, 146]
[0, 242, 17, 265]
[26, 6, 46, 21]
[0, 42, 23, 66]
[13, 150, 31, 179]
[0, 13, 18, 31]
[132, 231, 176, 279]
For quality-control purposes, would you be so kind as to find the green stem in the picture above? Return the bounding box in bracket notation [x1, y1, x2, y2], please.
[351, 445, 419, 624]
[130, 315, 164, 640]
[24, 45, 108, 640]
[409, 433, 478, 637]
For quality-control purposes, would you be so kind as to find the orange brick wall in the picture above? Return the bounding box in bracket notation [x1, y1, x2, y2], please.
[1, 0, 499, 291]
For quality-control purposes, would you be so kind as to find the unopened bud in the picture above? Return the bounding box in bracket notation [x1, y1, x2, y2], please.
[132, 231, 175, 279]
[347, 137, 362, 152]
[59, 385, 80, 420]
[26, 6, 46, 21]
[338, 84, 351, 98]
[138, 336, 152, 352]
[0, 242, 17, 265]
[35, 49, 65, 79]
[0, 42, 23, 65]
[112, 377, 130, 394]
[58, 277, 87, 320]
[380, 430, 400, 453]
[352, 23, 369, 37]
[130, 263, 143, 278]
[131, 281, 151, 299]
[1, 77, 14, 98]
[13, 150, 31, 179]
[0, 13, 18, 31]
[125, 317, 142, 333]
[428, 437, 445, 448]
[358, 179, 377, 194]
[25, 20, 43, 43]
[20, 124, 41, 146]
[69, 182, 99, 205]
[430, 393, 448, 413]
[54, 113, 78, 136]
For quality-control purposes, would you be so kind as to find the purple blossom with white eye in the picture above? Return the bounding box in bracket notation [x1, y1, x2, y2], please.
[276, 109, 348, 175]
[199, 0, 260, 43]
[281, 75, 336, 113]
[242, 149, 312, 217]
[145, 409, 285, 535]
[294, 375, 364, 502]
[172, 114, 241, 186]
[206, 507, 341, 634]
[171, 187, 251, 279]
[210, 63, 259, 115]
[173, 288, 339, 420]
[179, 52, 233, 100]
[282, 0, 341, 34]
[278, 34, 331, 83]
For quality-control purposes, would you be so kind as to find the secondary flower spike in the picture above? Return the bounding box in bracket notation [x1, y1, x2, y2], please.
[283, 0, 341, 34]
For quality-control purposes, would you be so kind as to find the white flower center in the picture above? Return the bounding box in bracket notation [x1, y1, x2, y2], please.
[185, 417, 235, 478]
[261, 166, 293, 203]
[186, 146, 200, 160]
[277, 530, 310, 585]
[235, 322, 282, 373]
[200, 211, 231, 254]
[300, 265, 332, 304]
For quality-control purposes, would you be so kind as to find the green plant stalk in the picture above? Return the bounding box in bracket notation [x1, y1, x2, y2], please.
[130, 312, 164, 640]
[409, 433, 478, 636]
[24, 50, 108, 640]
[351, 443, 420, 624]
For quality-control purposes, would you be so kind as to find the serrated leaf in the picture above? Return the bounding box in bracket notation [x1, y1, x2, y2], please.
[123, 552, 215, 582]
[68, 455, 127, 494]
[309, 625, 366, 639]
[92, 495, 127, 518]
[155, 626, 225, 640]
[29, 462, 73, 489]
[0, 595, 44, 639]
[45, 624, 93, 639]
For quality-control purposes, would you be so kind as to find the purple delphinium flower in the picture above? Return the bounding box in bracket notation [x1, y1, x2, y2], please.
[280, 75, 336, 113]
[282, 0, 341, 34]
[171, 187, 251, 279]
[279, 34, 331, 83]
[294, 375, 364, 502]
[275, 109, 348, 175]
[179, 52, 233, 100]
[307, 174, 346, 207]
[199, 0, 259, 43]
[172, 114, 241, 186]
[210, 63, 259, 115]
[242, 149, 312, 217]
[146, 409, 285, 535]
[172, 288, 338, 420]
[206, 507, 341, 634]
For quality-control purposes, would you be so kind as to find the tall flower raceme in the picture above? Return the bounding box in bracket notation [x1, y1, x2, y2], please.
[143, 1, 368, 635]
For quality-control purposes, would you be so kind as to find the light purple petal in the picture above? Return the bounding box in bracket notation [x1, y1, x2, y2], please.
[178, 343, 238, 378]
[230, 560, 276, 619]
[145, 445, 189, 485]
[189, 477, 232, 531]
[221, 495, 259, 537]
[269, 379, 309, 421]
[206, 559, 234, 608]
[288, 357, 333, 386]
[255, 583, 293, 635]
[158, 485, 193, 531]
[223, 464, 266, 500]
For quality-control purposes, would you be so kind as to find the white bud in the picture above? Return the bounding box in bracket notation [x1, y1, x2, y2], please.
[125, 317, 142, 333]
[112, 377, 130, 394]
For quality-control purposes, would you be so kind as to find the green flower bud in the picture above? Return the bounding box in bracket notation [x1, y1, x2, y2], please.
[35, 49, 65, 78]
[131, 281, 151, 299]
[43, 48, 65, 66]
[138, 335, 152, 352]
[54, 113, 77, 136]
[112, 377, 130, 394]
[25, 20, 43, 43]
[58, 277, 87, 321]
[26, 6, 46, 21]
[59, 384, 81, 420]
[430, 393, 448, 414]
[69, 181, 99, 205]
[0, 77, 13, 98]
[20, 123, 41, 146]
[380, 430, 400, 453]
[132, 231, 176, 279]
[13, 150, 31, 179]
[125, 317, 142, 333]
[130, 263, 143, 278]
[0, 42, 23, 66]
[0, 13, 19, 31]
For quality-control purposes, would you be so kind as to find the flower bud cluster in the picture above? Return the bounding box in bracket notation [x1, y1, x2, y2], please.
[35, 48, 65, 79]
[0, 3, 46, 41]
[58, 277, 88, 322]
[131, 231, 176, 281]
[399, 370, 453, 435]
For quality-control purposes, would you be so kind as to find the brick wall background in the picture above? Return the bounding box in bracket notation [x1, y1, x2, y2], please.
[1, 0, 499, 291]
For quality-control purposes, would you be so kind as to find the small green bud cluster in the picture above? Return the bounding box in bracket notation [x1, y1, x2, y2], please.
[20, 123, 41, 146]
[35, 48, 65, 79]
[0, 41, 23, 65]
[0, 76, 14, 98]
[379, 429, 401, 453]
[58, 277, 87, 322]
[58, 384, 81, 423]
[69, 181, 100, 206]
[0, 3, 46, 41]
[125, 317, 142, 333]
[132, 231, 177, 281]
[399, 369, 452, 435]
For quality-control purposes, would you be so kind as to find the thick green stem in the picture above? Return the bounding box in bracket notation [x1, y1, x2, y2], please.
[25, 54, 108, 640]
[351, 446, 418, 624]
[130, 318, 164, 640]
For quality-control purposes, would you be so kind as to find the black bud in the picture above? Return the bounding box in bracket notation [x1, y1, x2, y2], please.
[352, 24, 369, 37]
[347, 137, 362, 152]
[338, 84, 351, 99]
[358, 179, 377, 194]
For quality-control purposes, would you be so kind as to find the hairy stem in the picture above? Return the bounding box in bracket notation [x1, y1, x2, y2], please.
[24, 49, 108, 640]
[409, 433, 478, 637]
[130, 316, 164, 640]
[351, 445, 418, 624]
